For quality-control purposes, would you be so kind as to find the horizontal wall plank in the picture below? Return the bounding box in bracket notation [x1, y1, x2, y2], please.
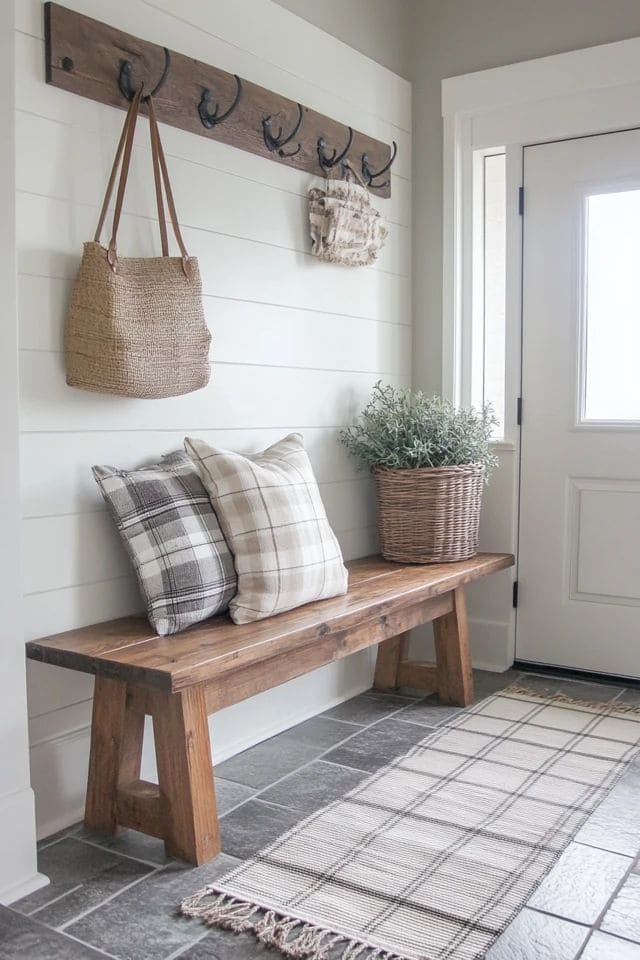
[14, 118, 409, 239]
[20, 352, 408, 433]
[23, 511, 130, 595]
[23, 576, 144, 643]
[15, 113, 410, 274]
[18, 275, 411, 372]
[16, 0, 412, 138]
[339, 525, 379, 562]
[17, 194, 411, 325]
[27, 664, 93, 723]
[20, 427, 365, 517]
[28, 695, 92, 746]
[22, 477, 376, 594]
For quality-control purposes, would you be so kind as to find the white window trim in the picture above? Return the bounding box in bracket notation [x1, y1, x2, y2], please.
[441, 34, 640, 451]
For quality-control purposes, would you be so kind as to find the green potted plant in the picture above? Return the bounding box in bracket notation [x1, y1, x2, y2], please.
[340, 382, 498, 563]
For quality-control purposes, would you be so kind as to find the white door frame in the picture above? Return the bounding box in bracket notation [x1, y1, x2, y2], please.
[441, 34, 640, 665]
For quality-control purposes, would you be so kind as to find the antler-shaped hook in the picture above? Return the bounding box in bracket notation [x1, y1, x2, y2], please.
[262, 103, 303, 159]
[362, 140, 398, 190]
[119, 48, 171, 103]
[198, 75, 242, 129]
[317, 126, 354, 172]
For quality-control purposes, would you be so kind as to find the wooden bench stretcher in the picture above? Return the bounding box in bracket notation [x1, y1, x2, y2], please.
[26, 552, 514, 865]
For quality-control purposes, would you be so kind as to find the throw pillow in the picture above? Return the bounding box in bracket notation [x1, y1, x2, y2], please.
[184, 433, 348, 624]
[92, 451, 237, 636]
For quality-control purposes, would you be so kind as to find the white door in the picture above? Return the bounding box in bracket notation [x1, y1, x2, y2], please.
[517, 129, 640, 679]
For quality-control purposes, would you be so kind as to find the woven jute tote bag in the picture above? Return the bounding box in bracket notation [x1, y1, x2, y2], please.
[372, 463, 485, 563]
[308, 162, 388, 266]
[65, 91, 211, 399]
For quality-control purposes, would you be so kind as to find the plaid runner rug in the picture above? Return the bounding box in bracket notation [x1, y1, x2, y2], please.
[182, 687, 640, 960]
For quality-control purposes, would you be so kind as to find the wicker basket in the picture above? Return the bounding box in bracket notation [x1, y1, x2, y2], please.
[372, 463, 485, 563]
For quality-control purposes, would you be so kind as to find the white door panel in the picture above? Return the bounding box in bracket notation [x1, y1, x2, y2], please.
[517, 129, 640, 679]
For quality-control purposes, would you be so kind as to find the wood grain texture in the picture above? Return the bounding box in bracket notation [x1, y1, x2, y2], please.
[44, 3, 393, 196]
[116, 779, 162, 838]
[204, 593, 452, 713]
[373, 633, 407, 691]
[149, 687, 220, 863]
[26, 553, 515, 692]
[84, 676, 144, 833]
[433, 587, 474, 706]
[396, 661, 438, 691]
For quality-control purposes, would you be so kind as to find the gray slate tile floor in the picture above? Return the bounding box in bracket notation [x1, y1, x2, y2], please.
[4, 669, 640, 960]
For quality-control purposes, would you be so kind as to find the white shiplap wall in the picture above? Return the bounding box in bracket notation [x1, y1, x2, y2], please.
[16, 0, 412, 836]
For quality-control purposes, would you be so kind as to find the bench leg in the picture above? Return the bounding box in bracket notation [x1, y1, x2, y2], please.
[85, 676, 144, 834]
[150, 687, 220, 865]
[373, 632, 410, 691]
[433, 587, 474, 706]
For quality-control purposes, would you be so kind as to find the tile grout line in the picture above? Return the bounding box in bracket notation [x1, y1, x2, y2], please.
[70, 833, 169, 870]
[21, 883, 84, 918]
[217, 678, 527, 815]
[217, 695, 435, 807]
[526, 904, 592, 929]
[163, 927, 213, 960]
[589, 847, 640, 940]
[56, 865, 166, 933]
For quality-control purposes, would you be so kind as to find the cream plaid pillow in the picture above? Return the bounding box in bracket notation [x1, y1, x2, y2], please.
[184, 434, 348, 624]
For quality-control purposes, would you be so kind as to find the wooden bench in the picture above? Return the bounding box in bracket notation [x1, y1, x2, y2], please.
[26, 552, 513, 865]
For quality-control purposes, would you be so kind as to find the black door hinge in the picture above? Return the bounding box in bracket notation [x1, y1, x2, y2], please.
[516, 397, 523, 426]
[518, 186, 525, 215]
[512, 581, 519, 609]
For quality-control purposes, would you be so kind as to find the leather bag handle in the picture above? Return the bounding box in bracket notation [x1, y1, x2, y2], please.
[147, 97, 191, 273]
[93, 90, 141, 251]
[94, 90, 191, 272]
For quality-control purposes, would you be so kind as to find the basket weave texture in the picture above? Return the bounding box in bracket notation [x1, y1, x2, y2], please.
[66, 242, 210, 399]
[373, 463, 485, 564]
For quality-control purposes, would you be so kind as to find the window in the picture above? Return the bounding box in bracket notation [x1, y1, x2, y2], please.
[583, 189, 640, 422]
[472, 151, 506, 438]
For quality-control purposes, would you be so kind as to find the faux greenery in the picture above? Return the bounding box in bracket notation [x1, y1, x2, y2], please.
[339, 382, 498, 476]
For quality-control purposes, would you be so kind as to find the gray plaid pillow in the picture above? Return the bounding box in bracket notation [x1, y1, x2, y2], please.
[92, 452, 236, 636]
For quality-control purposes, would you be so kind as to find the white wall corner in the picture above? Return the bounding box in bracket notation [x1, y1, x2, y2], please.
[0, 0, 41, 902]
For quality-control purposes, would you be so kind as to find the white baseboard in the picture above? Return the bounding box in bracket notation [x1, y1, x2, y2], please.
[31, 653, 377, 841]
[468, 617, 515, 671]
[0, 788, 47, 905]
[1, 871, 49, 906]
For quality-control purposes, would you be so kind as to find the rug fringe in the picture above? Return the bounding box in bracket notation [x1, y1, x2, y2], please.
[180, 890, 411, 960]
[508, 683, 640, 715]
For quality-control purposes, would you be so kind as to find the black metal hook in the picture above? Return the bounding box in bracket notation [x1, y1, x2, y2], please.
[361, 140, 398, 190]
[198, 75, 242, 129]
[317, 126, 353, 172]
[262, 103, 303, 158]
[119, 48, 171, 103]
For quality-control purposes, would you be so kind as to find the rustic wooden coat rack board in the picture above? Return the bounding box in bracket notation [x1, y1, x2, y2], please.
[44, 3, 396, 197]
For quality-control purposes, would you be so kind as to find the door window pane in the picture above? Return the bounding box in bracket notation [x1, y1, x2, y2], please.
[584, 190, 640, 421]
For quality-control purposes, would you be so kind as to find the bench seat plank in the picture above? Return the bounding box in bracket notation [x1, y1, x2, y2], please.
[26, 553, 513, 692]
